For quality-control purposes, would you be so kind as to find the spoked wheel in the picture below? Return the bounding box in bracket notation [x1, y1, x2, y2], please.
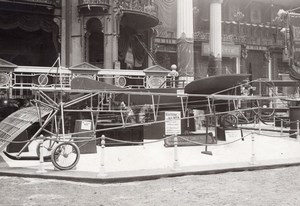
[220, 114, 238, 128]
[51, 142, 80, 170]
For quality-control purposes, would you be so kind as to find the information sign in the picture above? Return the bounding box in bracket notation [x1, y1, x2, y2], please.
[165, 111, 181, 135]
[81, 120, 92, 130]
[225, 129, 242, 142]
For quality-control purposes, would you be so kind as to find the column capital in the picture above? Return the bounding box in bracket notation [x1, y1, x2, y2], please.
[211, 0, 223, 3]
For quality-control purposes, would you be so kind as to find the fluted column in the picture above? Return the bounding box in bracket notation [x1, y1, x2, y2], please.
[209, 0, 223, 75]
[103, 1, 121, 84]
[61, 0, 67, 67]
[70, 1, 84, 66]
[177, 0, 194, 84]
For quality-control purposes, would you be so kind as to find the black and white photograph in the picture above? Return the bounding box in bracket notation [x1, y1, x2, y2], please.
[0, 0, 300, 205]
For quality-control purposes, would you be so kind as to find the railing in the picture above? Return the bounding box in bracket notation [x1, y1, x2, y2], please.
[7, 0, 59, 7]
[119, 0, 158, 18]
[0, 67, 150, 99]
[78, 0, 110, 8]
[0, 67, 182, 100]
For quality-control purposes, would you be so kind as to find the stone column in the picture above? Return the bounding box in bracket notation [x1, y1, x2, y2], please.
[236, 57, 240, 74]
[61, 0, 67, 67]
[104, 14, 113, 70]
[103, 1, 121, 84]
[209, 0, 223, 75]
[84, 31, 91, 62]
[177, 0, 194, 84]
[265, 51, 272, 80]
[70, 1, 84, 66]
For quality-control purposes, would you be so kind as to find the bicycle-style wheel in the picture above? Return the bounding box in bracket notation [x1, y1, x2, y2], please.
[51, 142, 80, 170]
[220, 114, 238, 129]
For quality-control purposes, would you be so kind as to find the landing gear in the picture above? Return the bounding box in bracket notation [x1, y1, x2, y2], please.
[51, 142, 80, 170]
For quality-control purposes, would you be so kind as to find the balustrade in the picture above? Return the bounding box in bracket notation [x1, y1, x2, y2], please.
[119, 0, 158, 17]
[78, 0, 110, 7]
[0, 67, 151, 100]
[7, 0, 59, 7]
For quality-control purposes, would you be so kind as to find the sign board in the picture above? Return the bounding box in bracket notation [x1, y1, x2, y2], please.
[225, 129, 243, 142]
[81, 120, 92, 130]
[165, 111, 181, 135]
[202, 43, 241, 58]
[246, 45, 267, 51]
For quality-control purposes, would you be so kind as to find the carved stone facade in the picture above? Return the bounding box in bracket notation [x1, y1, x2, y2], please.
[155, 0, 296, 79]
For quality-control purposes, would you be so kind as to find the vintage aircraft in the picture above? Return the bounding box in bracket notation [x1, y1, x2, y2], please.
[0, 70, 266, 170]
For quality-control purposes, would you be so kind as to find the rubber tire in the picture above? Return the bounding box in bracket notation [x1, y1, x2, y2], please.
[51, 142, 80, 170]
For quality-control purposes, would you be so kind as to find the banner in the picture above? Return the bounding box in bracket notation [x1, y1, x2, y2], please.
[289, 13, 300, 64]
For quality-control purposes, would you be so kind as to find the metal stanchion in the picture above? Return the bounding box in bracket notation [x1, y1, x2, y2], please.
[259, 118, 261, 134]
[97, 135, 107, 177]
[202, 116, 212, 155]
[297, 120, 300, 140]
[36, 135, 46, 174]
[250, 133, 256, 165]
[273, 115, 276, 129]
[172, 135, 180, 170]
[281, 119, 283, 135]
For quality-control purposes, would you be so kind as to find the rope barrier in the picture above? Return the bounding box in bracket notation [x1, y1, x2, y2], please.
[1, 101, 300, 158]
[253, 131, 296, 138]
[3, 128, 300, 171]
[0, 124, 294, 145]
[104, 135, 173, 145]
